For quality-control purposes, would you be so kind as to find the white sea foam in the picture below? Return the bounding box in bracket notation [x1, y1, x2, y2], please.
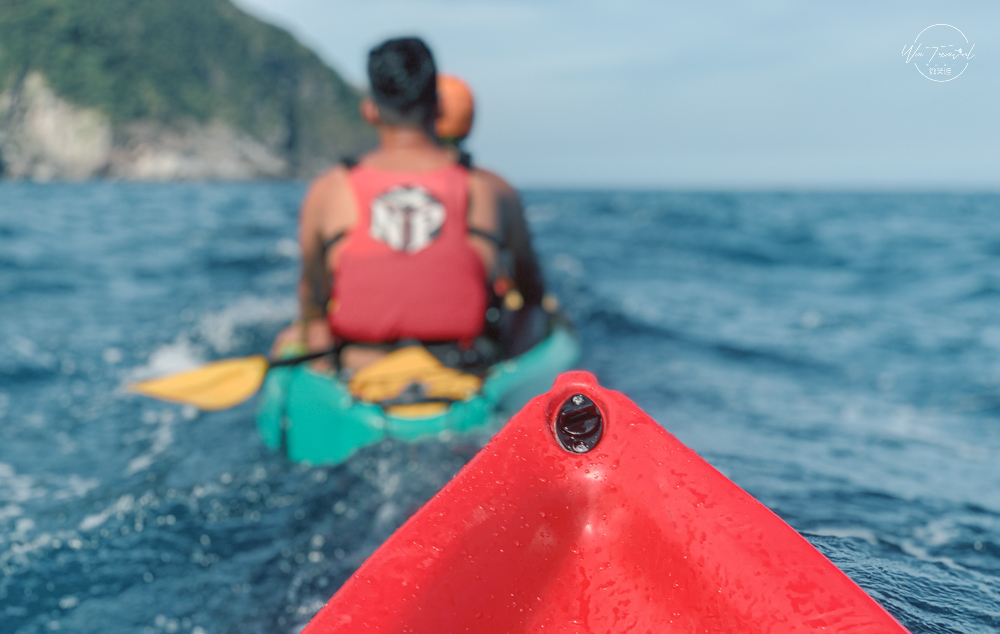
[126, 409, 177, 475]
[0, 504, 23, 522]
[915, 517, 959, 548]
[9, 335, 37, 357]
[196, 295, 296, 354]
[102, 347, 124, 364]
[0, 462, 101, 519]
[128, 337, 207, 382]
[5, 336, 55, 369]
[0, 530, 51, 567]
[273, 237, 299, 259]
[53, 475, 100, 500]
[126, 295, 295, 387]
[550, 253, 584, 277]
[899, 539, 965, 571]
[804, 526, 879, 545]
[524, 204, 556, 222]
[79, 494, 135, 531]
[0, 462, 46, 503]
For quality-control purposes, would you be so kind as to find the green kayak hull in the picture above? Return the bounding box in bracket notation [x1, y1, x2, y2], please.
[255, 325, 581, 465]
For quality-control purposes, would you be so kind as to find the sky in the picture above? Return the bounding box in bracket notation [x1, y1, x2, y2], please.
[231, 0, 998, 189]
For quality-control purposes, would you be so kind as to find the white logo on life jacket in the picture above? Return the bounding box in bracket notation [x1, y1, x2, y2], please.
[370, 186, 446, 253]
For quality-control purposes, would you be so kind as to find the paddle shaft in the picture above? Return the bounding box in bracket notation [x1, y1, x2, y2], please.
[268, 347, 338, 368]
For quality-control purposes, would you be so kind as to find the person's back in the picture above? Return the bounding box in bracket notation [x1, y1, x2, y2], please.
[280, 37, 542, 371]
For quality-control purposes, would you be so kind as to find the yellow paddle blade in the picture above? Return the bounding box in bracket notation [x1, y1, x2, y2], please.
[349, 346, 482, 406]
[385, 403, 450, 418]
[129, 355, 270, 410]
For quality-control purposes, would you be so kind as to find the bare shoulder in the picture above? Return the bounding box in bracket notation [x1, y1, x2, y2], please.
[301, 164, 356, 232]
[469, 166, 518, 198]
[303, 165, 350, 210]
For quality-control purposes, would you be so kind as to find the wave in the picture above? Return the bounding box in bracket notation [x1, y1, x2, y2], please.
[580, 303, 834, 374]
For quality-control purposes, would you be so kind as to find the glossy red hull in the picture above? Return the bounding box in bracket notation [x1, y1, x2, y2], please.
[304, 371, 910, 633]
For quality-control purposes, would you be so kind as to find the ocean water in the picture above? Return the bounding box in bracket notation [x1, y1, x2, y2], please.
[1, 183, 998, 633]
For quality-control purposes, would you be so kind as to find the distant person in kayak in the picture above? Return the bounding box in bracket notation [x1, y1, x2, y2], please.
[435, 73, 475, 165]
[432, 72, 554, 349]
[273, 37, 546, 371]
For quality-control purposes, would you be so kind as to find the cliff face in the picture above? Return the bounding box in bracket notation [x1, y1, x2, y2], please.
[0, 72, 289, 180]
[0, 0, 374, 180]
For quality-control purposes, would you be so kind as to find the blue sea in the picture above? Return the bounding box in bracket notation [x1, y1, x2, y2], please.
[1, 183, 998, 633]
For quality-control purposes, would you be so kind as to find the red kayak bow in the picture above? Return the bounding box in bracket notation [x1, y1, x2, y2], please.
[304, 371, 910, 633]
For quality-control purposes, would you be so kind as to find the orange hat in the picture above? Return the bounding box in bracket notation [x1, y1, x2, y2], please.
[436, 74, 475, 140]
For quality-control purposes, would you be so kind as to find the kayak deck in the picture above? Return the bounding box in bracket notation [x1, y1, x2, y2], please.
[304, 371, 910, 633]
[255, 324, 580, 465]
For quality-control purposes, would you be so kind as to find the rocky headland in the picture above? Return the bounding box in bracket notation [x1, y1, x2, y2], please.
[0, 0, 374, 180]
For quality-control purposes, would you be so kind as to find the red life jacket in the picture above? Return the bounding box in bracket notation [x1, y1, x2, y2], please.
[327, 162, 487, 343]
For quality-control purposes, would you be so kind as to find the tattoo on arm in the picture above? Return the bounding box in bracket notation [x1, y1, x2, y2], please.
[501, 194, 546, 305]
[299, 235, 330, 320]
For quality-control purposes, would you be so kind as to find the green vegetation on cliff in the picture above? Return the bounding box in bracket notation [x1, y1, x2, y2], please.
[0, 0, 374, 175]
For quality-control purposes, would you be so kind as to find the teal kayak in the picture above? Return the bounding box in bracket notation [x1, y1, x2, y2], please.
[254, 323, 580, 465]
